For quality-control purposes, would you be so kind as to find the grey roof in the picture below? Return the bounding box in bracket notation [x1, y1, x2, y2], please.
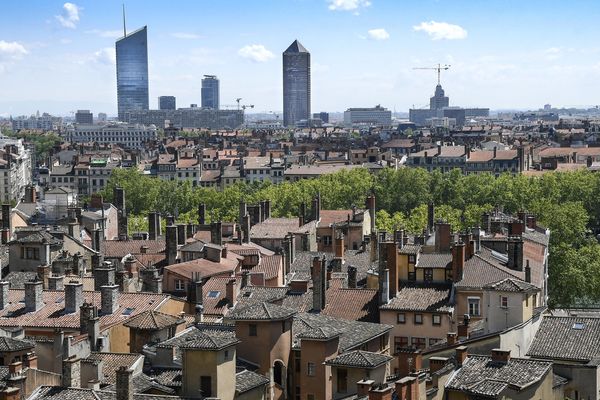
[455, 251, 524, 290]
[178, 329, 239, 351]
[523, 229, 550, 247]
[3, 271, 39, 289]
[297, 325, 342, 340]
[227, 302, 297, 321]
[284, 40, 308, 53]
[0, 336, 34, 352]
[10, 230, 61, 245]
[289, 249, 376, 284]
[29, 385, 180, 400]
[325, 350, 393, 369]
[380, 284, 453, 313]
[446, 355, 552, 397]
[416, 252, 452, 269]
[399, 244, 421, 255]
[527, 316, 600, 362]
[103, 373, 175, 395]
[235, 369, 270, 394]
[293, 312, 392, 352]
[147, 369, 182, 388]
[484, 278, 539, 293]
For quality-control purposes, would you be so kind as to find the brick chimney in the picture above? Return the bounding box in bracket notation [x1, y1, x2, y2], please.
[311, 256, 326, 312]
[334, 232, 345, 259]
[451, 241, 465, 282]
[357, 380, 375, 397]
[460, 232, 473, 260]
[93, 265, 115, 291]
[101, 285, 119, 314]
[491, 348, 511, 364]
[225, 278, 237, 306]
[427, 202, 434, 233]
[458, 314, 470, 338]
[347, 265, 357, 289]
[429, 356, 450, 374]
[507, 236, 524, 271]
[62, 356, 80, 388]
[24, 280, 43, 312]
[386, 241, 398, 299]
[525, 260, 531, 283]
[24, 352, 38, 369]
[368, 385, 392, 400]
[198, 203, 206, 225]
[64, 281, 83, 314]
[395, 376, 419, 400]
[446, 332, 457, 346]
[0, 281, 8, 311]
[116, 366, 133, 400]
[434, 221, 452, 252]
[48, 275, 65, 291]
[1, 204, 11, 232]
[242, 214, 251, 244]
[177, 224, 186, 245]
[37, 265, 50, 289]
[312, 194, 321, 222]
[148, 212, 160, 240]
[165, 225, 178, 265]
[366, 194, 376, 233]
[210, 221, 222, 246]
[397, 348, 422, 377]
[456, 346, 468, 367]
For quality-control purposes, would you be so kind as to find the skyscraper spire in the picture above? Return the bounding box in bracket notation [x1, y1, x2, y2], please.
[122, 3, 127, 37]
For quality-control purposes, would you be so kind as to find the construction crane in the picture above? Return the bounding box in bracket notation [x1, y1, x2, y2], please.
[413, 63, 451, 85]
[235, 98, 243, 110]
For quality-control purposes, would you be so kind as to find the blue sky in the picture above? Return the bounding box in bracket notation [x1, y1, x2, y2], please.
[1, 0, 600, 117]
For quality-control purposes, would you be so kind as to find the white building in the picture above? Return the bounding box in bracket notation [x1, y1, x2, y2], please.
[64, 123, 158, 149]
[343, 105, 392, 127]
[0, 136, 33, 202]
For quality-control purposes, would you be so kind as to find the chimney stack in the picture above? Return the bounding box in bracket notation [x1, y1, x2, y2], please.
[311, 256, 326, 312]
[1, 204, 10, 232]
[491, 348, 511, 364]
[24, 280, 43, 312]
[378, 241, 390, 305]
[93, 265, 115, 291]
[116, 366, 134, 400]
[451, 241, 465, 282]
[0, 282, 8, 311]
[177, 224, 186, 245]
[101, 285, 119, 314]
[456, 346, 468, 367]
[347, 265, 357, 289]
[366, 194, 376, 233]
[312, 194, 321, 222]
[198, 203, 206, 225]
[62, 357, 81, 388]
[148, 212, 160, 240]
[64, 281, 83, 314]
[525, 260, 531, 283]
[434, 221, 451, 252]
[507, 236, 523, 271]
[165, 225, 178, 265]
[225, 278, 237, 306]
[427, 202, 434, 233]
[242, 214, 251, 244]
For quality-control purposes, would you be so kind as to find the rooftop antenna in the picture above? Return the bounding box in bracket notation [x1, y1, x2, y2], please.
[122, 3, 127, 37]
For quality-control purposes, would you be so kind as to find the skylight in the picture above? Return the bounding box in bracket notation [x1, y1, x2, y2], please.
[572, 322, 585, 330]
[122, 307, 135, 315]
[207, 291, 220, 298]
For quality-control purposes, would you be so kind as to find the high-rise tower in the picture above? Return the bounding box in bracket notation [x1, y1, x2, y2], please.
[116, 20, 149, 121]
[201, 75, 220, 109]
[429, 84, 449, 110]
[283, 40, 310, 127]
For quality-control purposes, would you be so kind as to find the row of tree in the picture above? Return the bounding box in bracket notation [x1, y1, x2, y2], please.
[100, 166, 600, 307]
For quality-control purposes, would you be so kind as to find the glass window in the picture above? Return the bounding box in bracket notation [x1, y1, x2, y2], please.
[414, 314, 423, 324]
[249, 324, 257, 337]
[500, 296, 508, 308]
[307, 362, 315, 376]
[394, 336, 408, 352]
[424, 268, 433, 282]
[397, 313, 406, 324]
[468, 298, 480, 316]
[432, 314, 441, 325]
[411, 337, 426, 349]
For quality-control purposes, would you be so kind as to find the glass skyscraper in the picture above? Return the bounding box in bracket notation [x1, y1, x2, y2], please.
[283, 40, 310, 127]
[116, 26, 149, 121]
[158, 96, 176, 110]
[201, 75, 219, 109]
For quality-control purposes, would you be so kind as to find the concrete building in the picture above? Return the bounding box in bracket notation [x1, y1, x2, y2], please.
[11, 113, 61, 131]
[283, 40, 310, 127]
[158, 96, 176, 110]
[201, 75, 220, 110]
[64, 123, 157, 149]
[343, 105, 392, 127]
[124, 108, 244, 130]
[0, 136, 33, 202]
[116, 26, 149, 121]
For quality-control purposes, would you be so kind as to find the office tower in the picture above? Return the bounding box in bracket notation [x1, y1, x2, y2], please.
[97, 113, 108, 122]
[116, 26, 149, 121]
[313, 112, 329, 124]
[429, 84, 449, 110]
[75, 110, 93, 124]
[201, 75, 219, 109]
[159, 96, 176, 110]
[283, 40, 310, 127]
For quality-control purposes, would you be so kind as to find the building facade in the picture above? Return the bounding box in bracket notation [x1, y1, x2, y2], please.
[125, 108, 243, 130]
[158, 96, 176, 110]
[343, 105, 392, 127]
[75, 110, 93, 124]
[0, 137, 33, 202]
[64, 123, 157, 149]
[116, 26, 149, 121]
[201, 75, 220, 109]
[283, 40, 310, 127]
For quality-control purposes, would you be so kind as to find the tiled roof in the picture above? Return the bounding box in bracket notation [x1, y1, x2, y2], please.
[522, 229, 550, 247]
[416, 252, 452, 269]
[0, 289, 170, 331]
[325, 350, 393, 368]
[293, 312, 392, 352]
[235, 369, 270, 394]
[83, 352, 142, 384]
[318, 210, 354, 227]
[0, 336, 34, 352]
[484, 278, 539, 293]
[446, 355, 551, 397]
[88, 239, 166, 258]
[163, 252, 241, 280]
[10, 230, 61, 245]
[227, 242, 275, 257]
[380, 284, 453, 313]
[399, 244, 421, 255]
[156, 325, 236, 359]
[253, 254, 282, 280]
[31, 386, 180, 400]
[148, 369, 182, 388]
[3, 272, 39, 289]
[455, 251, 523, 290]
[322, 288, 379, 322]
[103, 373, 175, 395]
[227, 302, 297, 321]
[124, 310, 183, 330]
[179, 330, 240, 350]
[250, 218, 300, 240]
[298, 325, 342, 340]
[200, 275, 236, 316]
[527, 316, 600, 362]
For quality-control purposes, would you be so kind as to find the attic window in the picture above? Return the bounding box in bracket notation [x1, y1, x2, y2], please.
[122, 307, 135, 315]
[572, 323, 585, 330]
[207, 291, 220, 298]
[242, 292, 252, 298]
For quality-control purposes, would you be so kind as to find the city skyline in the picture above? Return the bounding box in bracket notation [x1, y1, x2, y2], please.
[2, 0, 600, 116]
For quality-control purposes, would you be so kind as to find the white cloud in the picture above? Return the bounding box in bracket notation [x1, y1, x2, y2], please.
[413, 21, 467, 40]
[0, 41, 28, 61]
[56, 3, 81, 29]
[91, 48, 115, 66]
[367, 28, 389, 40]
[85, 29, 122, 38]
[171, 32, 201, 40]
[327, 0, 371, 11]
[238, 44, 274, 63]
